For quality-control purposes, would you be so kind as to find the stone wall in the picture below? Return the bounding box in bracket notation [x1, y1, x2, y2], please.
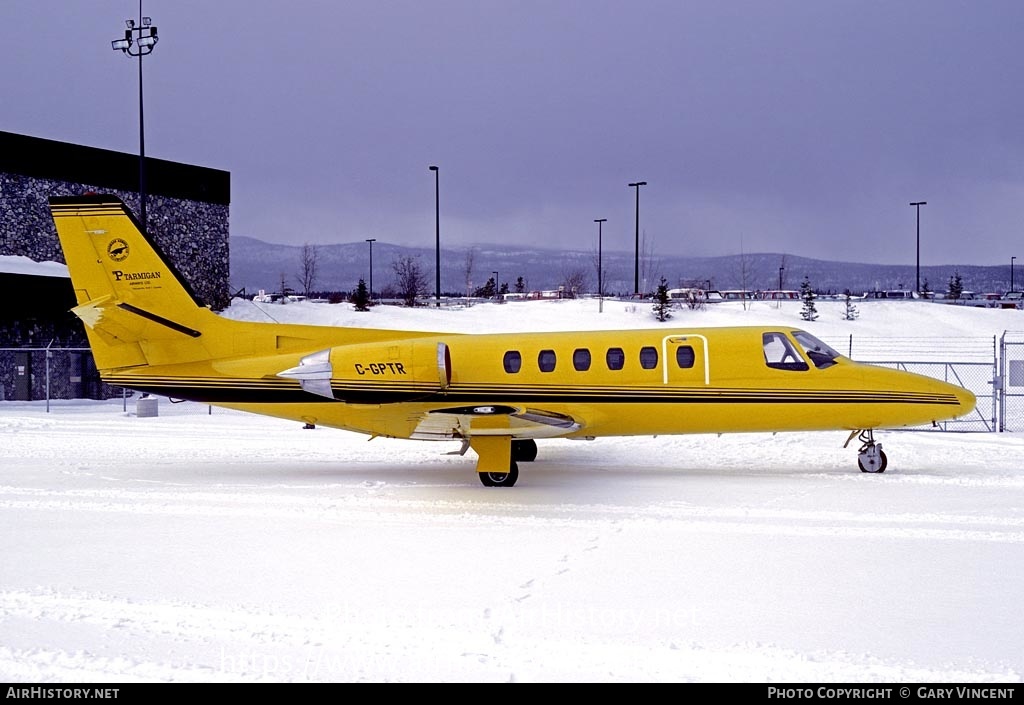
[0, 172, 231, 310]
[0, 347, 119, 402]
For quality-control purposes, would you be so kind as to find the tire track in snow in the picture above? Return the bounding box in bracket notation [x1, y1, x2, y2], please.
[2, 485, 1024, 544]
[0, 590, 335, 648]
[0, 591, 519, 682]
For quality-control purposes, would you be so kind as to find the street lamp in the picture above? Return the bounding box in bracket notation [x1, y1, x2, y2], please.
[429, 165, 440, 307]
[1012, 256, 1017, 294]
[111, 3, 159, 233]
[492, 271, 499, 300]
[628, 181, 647, 297]
[365, 238, 376, 301]
[595, 218, 607, 313]
[910, 201, 927, 295]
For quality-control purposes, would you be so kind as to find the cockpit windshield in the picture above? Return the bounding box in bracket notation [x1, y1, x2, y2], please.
[792, 331, 842, 369]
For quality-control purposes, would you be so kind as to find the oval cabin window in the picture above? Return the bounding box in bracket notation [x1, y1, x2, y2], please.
[538, 349, 557, 373]
[639, 346, 658, 369]
[606, 347, 625, 371]
[503, 350, 522, 374]
[676, 346, 695, 369]
[573, 348, 592, 371]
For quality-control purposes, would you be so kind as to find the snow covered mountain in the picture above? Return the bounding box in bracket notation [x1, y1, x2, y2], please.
[230, 235, 1015, 296]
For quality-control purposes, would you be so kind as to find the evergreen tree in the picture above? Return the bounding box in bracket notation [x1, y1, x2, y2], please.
[948, 270, 964, 300]
[473, 277, 496, 298]
[800, 276, 818, 321]
[515, 276, 525, 294]
[352, 278, 370, 312]
[843, 290, 859, 321]
[652, 277, 673, 322]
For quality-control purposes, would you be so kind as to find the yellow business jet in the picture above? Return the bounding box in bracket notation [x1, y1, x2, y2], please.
[50, 195, 975, 487]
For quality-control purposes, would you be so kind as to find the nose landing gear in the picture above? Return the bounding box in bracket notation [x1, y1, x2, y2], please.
[845, 429, 888, 473]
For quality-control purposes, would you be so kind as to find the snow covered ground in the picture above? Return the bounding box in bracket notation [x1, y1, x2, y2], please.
[2, 299, 1023, 682]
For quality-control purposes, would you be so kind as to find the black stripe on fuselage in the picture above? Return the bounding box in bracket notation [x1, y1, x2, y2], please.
[103, 377, 961, 407]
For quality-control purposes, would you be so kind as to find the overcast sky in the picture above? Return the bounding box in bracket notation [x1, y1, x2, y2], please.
[4, 1, 1023, 265]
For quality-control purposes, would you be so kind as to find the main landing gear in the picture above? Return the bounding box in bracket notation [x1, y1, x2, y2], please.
[470, 438, 537, 487]
[845, 429, 888, 473]
[479, 462, 519, 487]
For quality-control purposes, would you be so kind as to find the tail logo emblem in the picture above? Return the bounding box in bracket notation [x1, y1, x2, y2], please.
[107, 239, 130, 262]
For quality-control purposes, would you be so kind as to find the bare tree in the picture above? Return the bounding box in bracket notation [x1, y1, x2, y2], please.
[297, 243, 319, 297]
[640, 230, 662, 296]
[392, 255, 427, 307]
[733, 237, 760, 310]
[561, 267, 588, 299]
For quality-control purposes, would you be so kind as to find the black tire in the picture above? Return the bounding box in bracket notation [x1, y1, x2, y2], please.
[858, 450, 888, 473]
[512, 439, 538, 462]
[479, 461, 519, 487]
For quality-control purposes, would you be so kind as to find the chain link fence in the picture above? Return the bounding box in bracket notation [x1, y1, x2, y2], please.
[0, 346, 212, 415]
[0, 346, 109, 404]
[847, 336, 998, 433]
[999, 332, 1024, 432]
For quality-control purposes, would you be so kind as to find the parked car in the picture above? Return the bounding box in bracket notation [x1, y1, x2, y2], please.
[719, 290, 756, 301]
[667, 288, 723, 303]
[758, 290, 801, 301]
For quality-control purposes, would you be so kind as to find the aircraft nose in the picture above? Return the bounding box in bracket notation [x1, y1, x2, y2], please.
[954, 384, 977, 417]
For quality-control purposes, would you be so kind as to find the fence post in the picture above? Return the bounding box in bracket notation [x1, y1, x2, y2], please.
[848, 334, 853, 358]
[45, 340, 53, 413]
[999, 332, 1006, 432]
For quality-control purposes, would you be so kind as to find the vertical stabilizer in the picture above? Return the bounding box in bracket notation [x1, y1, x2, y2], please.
[49, 195, 221, 370]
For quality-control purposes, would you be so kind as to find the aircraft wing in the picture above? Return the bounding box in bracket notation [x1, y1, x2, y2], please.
[410, 404, 582, 441]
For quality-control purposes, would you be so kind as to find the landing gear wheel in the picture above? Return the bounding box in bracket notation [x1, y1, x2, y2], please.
[858, 449, 888, 473]
[479, 461, 519, 487]
[512, 439, 538, 462]
[847, 429, 888, 473]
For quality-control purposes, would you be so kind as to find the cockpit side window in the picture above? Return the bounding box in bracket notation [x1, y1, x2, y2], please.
[763, 332, 809, 371]
[792, 331, 841, 370]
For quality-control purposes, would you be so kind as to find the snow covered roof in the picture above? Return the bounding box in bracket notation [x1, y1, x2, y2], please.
[0, 255, 69, 278]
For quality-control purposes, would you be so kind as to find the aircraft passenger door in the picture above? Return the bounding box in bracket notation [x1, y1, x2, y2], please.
[662, 335, 709, 387]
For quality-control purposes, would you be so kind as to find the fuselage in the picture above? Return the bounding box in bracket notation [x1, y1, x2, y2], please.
[102, 324, 976, 441]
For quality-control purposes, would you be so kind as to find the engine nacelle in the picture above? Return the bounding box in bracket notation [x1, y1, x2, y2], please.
[278, 339, 451, 403]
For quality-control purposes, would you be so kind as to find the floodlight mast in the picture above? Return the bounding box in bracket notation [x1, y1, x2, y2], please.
[111, 3, 159, 233]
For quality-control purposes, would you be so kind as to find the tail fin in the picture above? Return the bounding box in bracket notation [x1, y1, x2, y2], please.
[49, 195, 224, 371]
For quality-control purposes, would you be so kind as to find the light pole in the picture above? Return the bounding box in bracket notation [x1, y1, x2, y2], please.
[429, 165, 440, 306]
[1012, 256, 1017, 294]
[365, 238, 376, 300]
[910, 201, 927, 295]
[595, 218, 607, 313]
[111, 2, 158, 233]
[628, 181, 647, 296]
[492, 271, 499, 300]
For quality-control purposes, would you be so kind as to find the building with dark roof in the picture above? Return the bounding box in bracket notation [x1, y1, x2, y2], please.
[0, 131, 231, 400]
[0, 130, 230, 309]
